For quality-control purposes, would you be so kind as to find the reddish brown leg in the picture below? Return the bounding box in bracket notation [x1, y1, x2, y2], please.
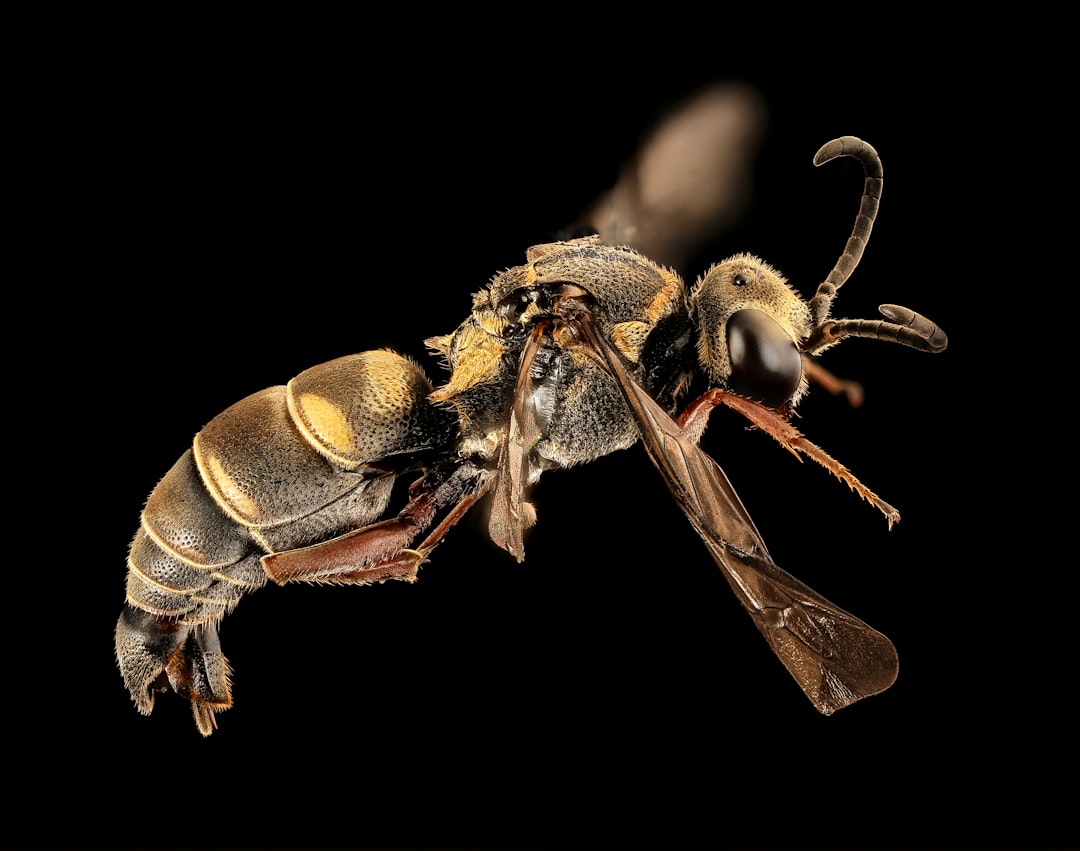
[802, 356, 864, 407]
[262, 472, 493, 585]
[678, 388, 900, 529]
[263, 516, 429, 585]
[162, 622, 232, 736]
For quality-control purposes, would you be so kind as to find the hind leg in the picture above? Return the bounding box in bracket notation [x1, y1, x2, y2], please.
[115, 603, 232, 736]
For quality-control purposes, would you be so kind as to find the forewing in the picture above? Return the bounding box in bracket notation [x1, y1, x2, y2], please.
[487, 326, 545, 562]
[577, 314, 898, 713]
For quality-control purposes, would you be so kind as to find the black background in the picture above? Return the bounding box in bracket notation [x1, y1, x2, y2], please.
[17, 18, 1063, 851]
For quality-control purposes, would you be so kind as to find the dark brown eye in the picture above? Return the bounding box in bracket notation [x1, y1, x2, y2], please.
[726, 309, 802, 407]
[732, 273, 751, 287]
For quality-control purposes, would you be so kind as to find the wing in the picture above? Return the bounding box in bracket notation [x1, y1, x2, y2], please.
[487, 323, 546, 563]
[574, 312, 898, 714]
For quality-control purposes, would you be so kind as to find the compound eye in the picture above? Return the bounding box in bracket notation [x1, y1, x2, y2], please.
[726, 309, 802, 408]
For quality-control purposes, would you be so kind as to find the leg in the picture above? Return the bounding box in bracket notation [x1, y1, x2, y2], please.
[802, 356, 864, 408]
[677, 388, 900, 529]
[262, 466, 494, 585]
[115, 604, 232, 736]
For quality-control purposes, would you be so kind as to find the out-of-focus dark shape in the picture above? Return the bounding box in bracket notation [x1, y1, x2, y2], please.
[578, 82, 768, 270]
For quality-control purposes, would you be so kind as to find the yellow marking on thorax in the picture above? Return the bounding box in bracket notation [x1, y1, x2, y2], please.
[611, 321, 649, 363]
[429, 323, 507, 399]
[645, 268, 685, 324]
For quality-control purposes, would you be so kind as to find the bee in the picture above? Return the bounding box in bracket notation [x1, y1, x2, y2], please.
[116, 135, 947, 735]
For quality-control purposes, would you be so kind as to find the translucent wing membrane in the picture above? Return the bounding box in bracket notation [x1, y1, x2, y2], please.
[575, 312, 898, 713]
